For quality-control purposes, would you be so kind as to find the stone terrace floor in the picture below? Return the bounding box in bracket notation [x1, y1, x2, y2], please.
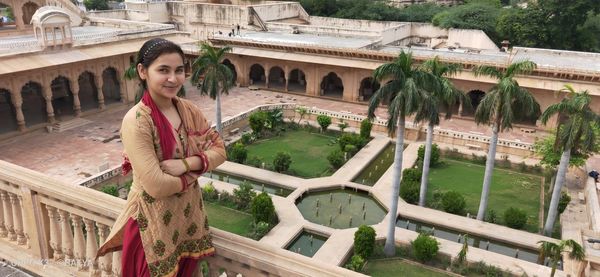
[0, 81, 547, 185]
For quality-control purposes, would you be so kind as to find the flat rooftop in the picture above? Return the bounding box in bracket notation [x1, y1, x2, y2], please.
[217, 30, 376, 49]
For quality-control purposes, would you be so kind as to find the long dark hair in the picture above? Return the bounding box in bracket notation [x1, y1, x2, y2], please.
[134, 38, 185, 103]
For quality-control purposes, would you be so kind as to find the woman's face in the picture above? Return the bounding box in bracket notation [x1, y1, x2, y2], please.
[138, 52, 185, 100]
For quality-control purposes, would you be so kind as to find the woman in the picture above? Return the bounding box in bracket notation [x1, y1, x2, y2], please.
[97, 38, 226, 277]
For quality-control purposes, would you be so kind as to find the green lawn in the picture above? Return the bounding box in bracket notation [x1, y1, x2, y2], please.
[244, 129, 338, 178]
[205, 202, 253, 237]
[427, 159, 542, 232]
[365, 259, 453, 277]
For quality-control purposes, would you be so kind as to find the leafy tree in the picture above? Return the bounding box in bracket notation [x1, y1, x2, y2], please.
[441, 191, 466, 215]
[317, 115, 332, 132]
[368, 50, 436, 257]
[233, 181, 256, 211]
[416, 56, 467, 207]
[228, 142, 248, 164]
[540, 85, 600, 235]
[249, 111, 268, 136]
[472, 60, 540, 221]
[496, 6, 550, 49]
[338, 133, 366, 152]
[503, 207, 527, 229]
[411, 233, 439, 262]
[534, 133, 588, 169]
[354, 225, 376, 258]
[417, 144, 441, 167]
[337, 121, 349, 133]
[84, 0, 109, 10]
[251, 192, 276, 223]
[273, 152, 292, 173]
[359, 118, 372, 139]
[327, 149, 345, 169]
[432, 2, 502, 43]
[191, 42, 234, 134]
[538, 239, 585, 277]
[295, 106, 308, 125]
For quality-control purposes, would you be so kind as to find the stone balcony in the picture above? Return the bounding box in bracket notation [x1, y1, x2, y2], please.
[0, 160, 365, 276]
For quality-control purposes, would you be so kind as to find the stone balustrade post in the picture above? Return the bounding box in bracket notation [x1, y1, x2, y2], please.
[1, 191, 16, 241]
[9, 193, 25, 245]
[97, 223, 112, 277]
[71, 214, 86, 270]
[112, 250, 122, 277]
[0, 190, 6, 237]
[84, 218, 99, 274]
[47, 206, 63, 260]
[59, 209, 74, 260]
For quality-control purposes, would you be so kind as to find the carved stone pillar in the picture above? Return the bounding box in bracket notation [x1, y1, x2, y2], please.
[13, 4, 24, 31]
[84, 219, 99, 274]
[10, 91, 26, 131]
[41, 86, 55, 124]
[71, 214, 86, 270]
[118, 78, 126, 103]
[1, 191, 15, 241]
[95, 74, 105, 110]
[59, 209, 74, 260]
[97, 223, 112, 277]
[9, 193, 25, 245]
[47, 206, 63, 260]
[70, 77, 81, 116]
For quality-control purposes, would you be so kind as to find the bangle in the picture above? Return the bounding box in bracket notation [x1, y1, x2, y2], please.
[181, 158, 191, 173]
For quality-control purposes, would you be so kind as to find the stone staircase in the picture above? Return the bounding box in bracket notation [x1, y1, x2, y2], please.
[52, 117, 93, 132]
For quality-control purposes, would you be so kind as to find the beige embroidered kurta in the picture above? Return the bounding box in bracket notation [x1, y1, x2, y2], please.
[97, 97, 226, 277]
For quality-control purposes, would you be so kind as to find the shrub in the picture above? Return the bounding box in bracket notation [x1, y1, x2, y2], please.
[338, 121, 349, 133]
[402, 168, 422, 183]
[518, 161, 527, 172]
[411, 233, 439, 263]
[246, 155, 263, 168]
[250, 221, 271, 240]
[202, 182, 218, 201]
[273, 152, 292, 173]
[338, 133, 366, 152]
[400, 180, 420, 205]
[249, 111, 268, 136]
[472, 261, 505, 277]
[471, 153, 487, 165]
[344, 144, 358, 157]
[100, 185, 119, 197]
[327, 149, 345, 169]
[354, 225, 376, 258]
[344, 254, 365, 272]
[240, 133, 252, 144]
[360, 118, 373, 139]
[251, 192, 276, 224]
[316, 115, 332, 132]
[417, 144, 441, 167]
[486, 209, 497, 223]
[558, 192, 571, 214]
[228, 142, 248, 163]
[441, 191, 466, 215]
[504, 207, 527, 229]
[233, 181, 256, 211]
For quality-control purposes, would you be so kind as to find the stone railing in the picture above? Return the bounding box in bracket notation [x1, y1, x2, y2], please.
[0, 160, 364, 276]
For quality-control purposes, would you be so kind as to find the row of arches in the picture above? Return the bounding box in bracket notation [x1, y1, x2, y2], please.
[0, 68, 122, 134]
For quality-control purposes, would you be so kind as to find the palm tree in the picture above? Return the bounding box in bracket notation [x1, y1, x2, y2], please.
[191, 42, 234, 134]
[473, 60, 540, 221]
[367, 51, 437, 257]
[538, 239, 584, 277]
[540, 85, 599, 235]
[415, 56, 468, 207]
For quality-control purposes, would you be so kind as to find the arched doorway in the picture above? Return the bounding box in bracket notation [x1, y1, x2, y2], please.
[268, 66, 285, 90]
[288, 69, 306, 93]
[359, 77, 380, 102]
[102, 67, 121, 104]
[222, 59, 237, 85]
[462, 90, 485, 116]
[21, 81, 46, 127]
[78, 71, 98, 112]
[0, 89, 17, 134]
[320, 72, 344, 98]
[50, 76, 74, 120]
[249, 64, 265, 87]
[21, 2, 39, 26]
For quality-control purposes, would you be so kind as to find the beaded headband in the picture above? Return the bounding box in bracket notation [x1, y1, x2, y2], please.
[142, 40, 169, 59]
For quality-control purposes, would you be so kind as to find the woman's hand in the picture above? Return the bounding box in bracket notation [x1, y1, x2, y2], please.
[159, 159, 187, 176]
